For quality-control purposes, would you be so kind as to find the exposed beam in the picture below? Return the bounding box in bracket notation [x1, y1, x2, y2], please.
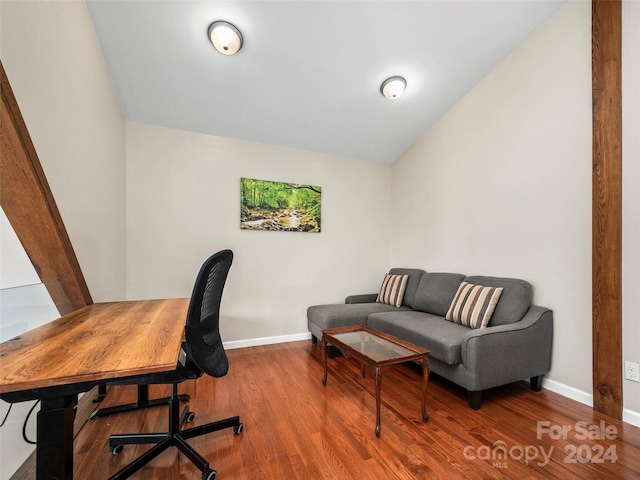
[591, 0, 622, 419]
[0, 60, 92, 314]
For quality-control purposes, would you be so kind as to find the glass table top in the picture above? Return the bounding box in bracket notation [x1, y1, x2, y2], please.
[329, 330, 417, 362]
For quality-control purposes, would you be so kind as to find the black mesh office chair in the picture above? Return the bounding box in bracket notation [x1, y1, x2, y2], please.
[107, 249, 242, 480]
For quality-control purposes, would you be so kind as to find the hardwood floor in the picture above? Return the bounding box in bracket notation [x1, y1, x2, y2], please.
[69, 340, 640, 479]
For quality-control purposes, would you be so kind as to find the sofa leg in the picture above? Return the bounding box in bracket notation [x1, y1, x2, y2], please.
[530, 375, 544, 392]
[468, 391, 482, 410]
[311, 335, 338, 358]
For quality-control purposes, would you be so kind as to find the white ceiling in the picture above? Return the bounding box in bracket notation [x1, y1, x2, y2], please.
[86, 0, 565, 164]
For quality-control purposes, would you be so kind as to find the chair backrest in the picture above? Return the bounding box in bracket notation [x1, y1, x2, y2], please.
[184, 249, 233, 378]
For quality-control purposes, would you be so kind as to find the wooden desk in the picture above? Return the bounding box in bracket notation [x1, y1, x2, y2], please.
[0, 298, 189, 480]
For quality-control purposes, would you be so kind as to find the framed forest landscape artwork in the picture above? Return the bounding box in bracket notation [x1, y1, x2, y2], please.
[240, 177, 321, 233]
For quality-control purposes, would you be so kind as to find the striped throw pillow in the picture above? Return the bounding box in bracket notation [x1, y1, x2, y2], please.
[376, 274, 409, 308]
[445, 282, 503, 329]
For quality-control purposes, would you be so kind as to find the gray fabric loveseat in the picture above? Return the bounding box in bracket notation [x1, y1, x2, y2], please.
[307, 268, 553, 409]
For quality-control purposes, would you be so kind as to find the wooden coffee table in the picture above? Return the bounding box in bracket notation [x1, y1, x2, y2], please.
[321, 325, 430, 437]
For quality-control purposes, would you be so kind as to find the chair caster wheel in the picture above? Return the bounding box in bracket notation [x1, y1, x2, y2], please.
[186, 411, 195, 423]
[110, 444, 124, 455]
[233, 423, 244, 435]
[202, 468, 216, 480]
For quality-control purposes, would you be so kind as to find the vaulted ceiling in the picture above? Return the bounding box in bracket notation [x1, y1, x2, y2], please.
[86, 0, 565, 164]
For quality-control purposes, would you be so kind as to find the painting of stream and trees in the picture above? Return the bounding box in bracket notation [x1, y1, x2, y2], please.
[240, 177, 321, 232]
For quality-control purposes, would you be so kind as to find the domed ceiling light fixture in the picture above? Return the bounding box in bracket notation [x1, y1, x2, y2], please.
[208, 21, 243, 55]
[380, 76, 406, 100]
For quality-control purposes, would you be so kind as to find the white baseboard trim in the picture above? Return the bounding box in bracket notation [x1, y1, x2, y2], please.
[623, 407, 640, 428]
[224, 332, 311, 350]
[223, 335, 640, 428]
[542, 378, 640, 428]
[542, 378, 594, 408]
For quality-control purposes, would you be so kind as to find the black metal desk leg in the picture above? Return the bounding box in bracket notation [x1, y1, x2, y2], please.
[93, 382, 107, 403]
[37, 395, 77, 480]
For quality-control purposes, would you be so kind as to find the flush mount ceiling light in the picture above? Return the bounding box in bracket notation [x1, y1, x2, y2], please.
[380, 76, 406, 100]
[208, 21, 243, 55]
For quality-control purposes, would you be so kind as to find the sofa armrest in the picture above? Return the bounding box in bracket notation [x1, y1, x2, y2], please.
[345, 294, 378, 304]
[460, 305, 553, 391]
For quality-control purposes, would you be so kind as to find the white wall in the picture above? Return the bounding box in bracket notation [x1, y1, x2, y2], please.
[125, 122, 391, 342]
[0, 0, 126, 301]
[0, 208, 41, 290]
[391, 1, 594, 397]
[622, 0, 640, 417]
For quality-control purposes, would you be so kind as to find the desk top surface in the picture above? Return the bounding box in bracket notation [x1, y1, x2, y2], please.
[0, 298, 189, 394]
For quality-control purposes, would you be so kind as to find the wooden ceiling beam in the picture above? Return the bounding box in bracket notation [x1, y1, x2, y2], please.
[1, 60, 92, 315]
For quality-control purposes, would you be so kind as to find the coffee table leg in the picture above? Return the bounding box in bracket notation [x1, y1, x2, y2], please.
[421, 356, 430, 422]
[375, 366, 382, 437]
[321, 334, 328, 386]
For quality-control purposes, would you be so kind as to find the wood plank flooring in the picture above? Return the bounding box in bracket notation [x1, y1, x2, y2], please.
[70, 340, 640, 479]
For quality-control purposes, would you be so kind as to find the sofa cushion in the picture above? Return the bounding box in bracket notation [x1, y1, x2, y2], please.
[307, 303, 411, 332]
[389, 268, 425, 308]
[413, 272, 466, 316]
[445, 282, 503, 329]
[366, 311, 470, 365]
[376, 274, 408, 307]
[464, 276, 532, 326]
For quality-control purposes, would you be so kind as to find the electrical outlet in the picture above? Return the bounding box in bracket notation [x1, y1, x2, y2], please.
[625, 361, 640, 382]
